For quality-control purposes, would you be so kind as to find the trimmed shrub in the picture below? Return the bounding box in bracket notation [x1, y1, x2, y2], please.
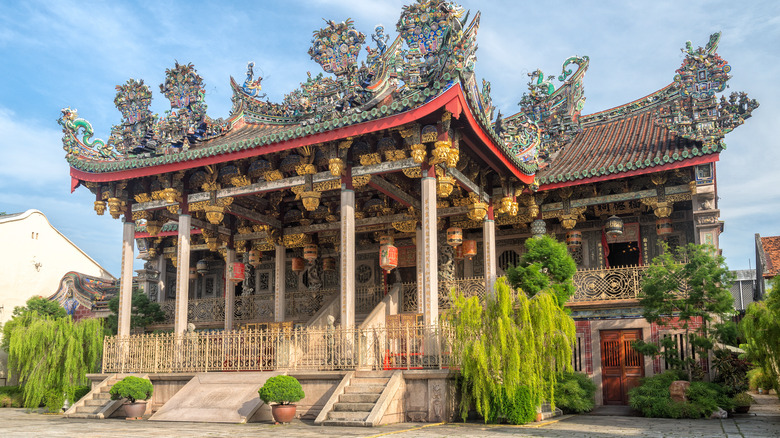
[733, 392, 754, 407]
[554, 371, 596, 414]
[110, 376, 153, 403]
[629, 370, 732, 418]
[258, 375, 304, 405]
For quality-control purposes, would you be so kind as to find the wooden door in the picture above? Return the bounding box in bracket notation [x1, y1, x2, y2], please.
[601, 329, 644, 405]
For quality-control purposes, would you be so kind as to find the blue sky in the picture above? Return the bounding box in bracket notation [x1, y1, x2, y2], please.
[1, 0, 778, 276]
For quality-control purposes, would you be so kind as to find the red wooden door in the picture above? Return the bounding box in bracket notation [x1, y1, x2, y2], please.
[601, 329, 644, 405]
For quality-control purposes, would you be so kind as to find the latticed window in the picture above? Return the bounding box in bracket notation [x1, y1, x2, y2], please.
[498, 249, 521, 272]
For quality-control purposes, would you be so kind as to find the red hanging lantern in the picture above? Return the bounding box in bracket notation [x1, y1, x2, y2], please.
[656, 217, 673, 236]
[227, 262, 245, 282]
[565, 231, 583, 250]
[446, 227, 463, 247]
[248, 249, 262, 267]
[292, 257, 306, 272]
[379, 244, 398, 273]
[454, 244, 464, 260]
[303, 244, 318, 262]
[322, 257, 336, 271]
[462, 239, 477, 260]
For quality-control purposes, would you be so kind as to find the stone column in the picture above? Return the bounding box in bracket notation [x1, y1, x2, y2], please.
[156, 256, 167, 303]
[483, 203, 497, 296]
[691, 179, 721, 250]
[135, 261, 160, 303]
[117, 217, 135, 337]
[421, 164, 438, 326]
[174, 213, 192, 335]
[224, 248, 236, 331]
[340, 170, 356, 327]
[415, 226, 425, 314]
[274, 244, 286, 322]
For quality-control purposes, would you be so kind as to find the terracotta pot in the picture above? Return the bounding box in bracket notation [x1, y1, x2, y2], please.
[271, 404, 297, 423]
[123, 400, 147, 419]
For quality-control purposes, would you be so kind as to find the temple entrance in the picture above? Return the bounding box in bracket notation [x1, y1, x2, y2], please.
[601, 329, 644, 405]
[607, 241, 640, 267]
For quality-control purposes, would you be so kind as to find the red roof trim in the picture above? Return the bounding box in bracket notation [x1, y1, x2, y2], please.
[538, 154, 718, 191]
[70, 84, 533, 185]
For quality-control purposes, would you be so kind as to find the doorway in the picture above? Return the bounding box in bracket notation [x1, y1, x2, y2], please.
[607, 241, 640, 267]
[601, 329, 644, 405]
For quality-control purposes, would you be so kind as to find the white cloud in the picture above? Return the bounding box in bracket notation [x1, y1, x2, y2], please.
[0, 108, 65, 188]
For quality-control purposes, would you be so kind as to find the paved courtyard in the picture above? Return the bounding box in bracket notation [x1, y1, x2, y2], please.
[1, 394, 778, 437]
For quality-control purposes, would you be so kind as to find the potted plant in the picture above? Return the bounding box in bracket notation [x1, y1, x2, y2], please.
[109, 376, 153, 419]
[257, 375, 305, 424]
[732, 392, 754, 414]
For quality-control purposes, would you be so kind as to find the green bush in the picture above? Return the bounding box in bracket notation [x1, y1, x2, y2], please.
[628, 371, 732, 418]
[0, 386, 22, 397]
[554, 371, 596, 414]
[73, 385, 91, 403]
[747, 368, 775, 391]
[712, 349, 750, 396]
[733, 392, 754, 407]
[110, 376, 153, 403]
[258, 375, 304, 405]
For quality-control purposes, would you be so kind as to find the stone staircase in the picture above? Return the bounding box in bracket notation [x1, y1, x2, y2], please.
[316, 370, 403, 426]
[64, 374, 137, 419]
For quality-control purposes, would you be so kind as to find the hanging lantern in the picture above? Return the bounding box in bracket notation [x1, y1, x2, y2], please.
[379, 235, 394, 246]
[227, 262, 245, 282]
[605, 215, 624, 237]
[292, 257, 306, 272]
[656, 217, 673, 236]
[248, 249, 262, 267]
[462, 239, 477, 259]
[379, 244, 398, 273]
[565, 231, 583, 250]
[531, 219, 546, 238]
[323, 257, 336, 271]
[446, 227, 463, 247]
[303, 244, 318, 262]
[454, 245, 465, 260]
[189, 267, 197, 280]
[196, 259, 209, 275]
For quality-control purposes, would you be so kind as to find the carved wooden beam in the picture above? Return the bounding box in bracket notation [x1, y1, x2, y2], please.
[448, 168, 490, 203]
[226, 204, 283, 229]
[159, 210, 231, 235]
[541, 184, 692, 212]
[368, 176, 421, 209]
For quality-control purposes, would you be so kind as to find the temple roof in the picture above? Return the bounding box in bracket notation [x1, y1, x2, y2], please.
[760, 236, 780, 278]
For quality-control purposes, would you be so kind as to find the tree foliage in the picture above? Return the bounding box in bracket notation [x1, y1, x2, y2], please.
[446, 277, 574, 424]
[257, 375, 305, 405]
[7, 313, 103, 411]
[740, 276, 780, 397]
[110, 376, 153, 403]
[1, 296, 67, 351]
[505, 235, 577, 308]
[633, 243, 735, 380]
[104, 290, 165, 335]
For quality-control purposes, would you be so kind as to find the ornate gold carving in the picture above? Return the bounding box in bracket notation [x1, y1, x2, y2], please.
[497, 196, 513, 215]
[202, 180, 219, 192]
[107, 197, 123, 219]
[689, 181, 697, 195]
[651, 173, 668, 186]
[436, 175, 455, 198]
[94, 200, 106, 216]
[314, 180, 340, 192]
[202, 228, 219, 252]
[237, 224, 253, 235]
[295, 163, 316, 175]
[359, 152, 381, 166]
[328, 158, 344, 176]
[429, 140, 451, 166]
[132, 211, 150, 221]
[189, 201, 207, 212]
[384, 149, 407, 162]
[392, 220, 417, 233]
[450, 218, 484, 229]
[263, 170, 283, 181]
[402, 167, 422, 178]
[300, 190, 321, 211]
[421, 130, 438, 144]
[230, 175, 251, 187]
[283, 233, 311, 248]
[467, 201, 488, 222]
[560, 215, 577, 230]
[446, 147, 459, 168]
[451, 197, 470, 207]
[216, 197, 233, 207]
[166, 205, 179, 214]
[204, 205, 224, 224]
[352, 175, 371, 188]
[410, 144, 426, 164]
[354, 211, 366, 219]
[255, 241, 275, 252]
[160, 187, 181, 204]
[338, 140, 353, 149]
[134, 193, 151, 203]
[436, 200, 451, 208]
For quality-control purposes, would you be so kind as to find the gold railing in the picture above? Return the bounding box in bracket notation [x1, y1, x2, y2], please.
[570, 265, 646, 302]
[102, 324, 455, 373]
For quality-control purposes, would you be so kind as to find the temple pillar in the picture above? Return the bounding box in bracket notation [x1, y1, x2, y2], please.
[117, 216, 135, 337]
[174, 213, 192, 335]
[483, 203, 497, 296]
[421, 164, 438, 326]
[415, 226, 425, 314]
[274, 244, 286, 322]
[691, 173, 721, 250]
[224, 248, 236, 331]
[155, 256, 166, 303]
[340, 169, 356, 327]
[135, 260, 160, 303]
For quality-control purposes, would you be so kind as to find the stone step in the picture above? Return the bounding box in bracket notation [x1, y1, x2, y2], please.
[354, 370, 394, 378]
[339, 393, 380, 404]
[327, 411, 369, 422]
[344, 385, 385, 394]
[94, 393, 112, 400]
[84, 399, 106, 407]
[322, 419, 368, 427]
[333, 402, 375, 412]
[350, 377, 389, 385]
[99, 386, 112, 393]
[65, 413, 101, 420]
[75, 406, 99, 414]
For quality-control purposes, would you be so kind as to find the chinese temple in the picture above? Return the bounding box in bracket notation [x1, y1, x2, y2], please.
[58, 0, 757, 422]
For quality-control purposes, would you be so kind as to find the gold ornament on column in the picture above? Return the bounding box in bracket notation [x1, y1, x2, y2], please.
[436, 175, 455, 198]
[300, 191, 322, 211]
[410, 144, 426, 164]
[654, 201, 673, 218]
[446, 147, 459, 168]
[498, 196, 513, 215]
[94, 200, 107, 215]
[107, 197, 123, 219]
[204, 204, 225, 224]
[429, 140, 451, 165]
[560, 214, 577, 230]
[467, 200, 488, 221]
[328, 158, 344, 176]
[161, 187, 181, 204]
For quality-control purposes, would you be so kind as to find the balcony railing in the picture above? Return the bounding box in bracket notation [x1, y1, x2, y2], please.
[570, 265, 646, 303]
[102, 324, 454, 373]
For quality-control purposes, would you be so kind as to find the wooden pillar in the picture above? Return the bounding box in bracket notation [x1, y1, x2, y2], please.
[483, 203, 497, 296]
[421, 164, 438, 326]
[224, 248, 236, 331]
[340, 168, 356, 327]
[174, 213, 192, 335]
[415, 226, 425, 314]
[274, 244, 286, 322]
[117, 215, 135, 337]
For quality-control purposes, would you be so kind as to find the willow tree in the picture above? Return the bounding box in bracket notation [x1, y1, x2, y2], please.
[446, 277, 574, 424]
[7, 313, 103, 411]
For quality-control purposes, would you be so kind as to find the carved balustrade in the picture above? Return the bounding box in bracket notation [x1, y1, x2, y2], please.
[570, 265, 646, 302]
